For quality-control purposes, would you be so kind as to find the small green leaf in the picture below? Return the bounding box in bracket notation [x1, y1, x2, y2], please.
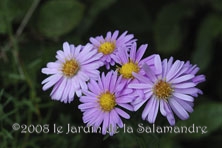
[37, 0, 84, 38]
[192, 14, 222, 71]
[154, 3, 194, 54]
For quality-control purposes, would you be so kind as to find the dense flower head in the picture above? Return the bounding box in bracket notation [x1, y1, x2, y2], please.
[90, 30, 136, 69]
[41, 42, 103, 103]
[78, 71, 134, 136]
[129, 57, 206, 125]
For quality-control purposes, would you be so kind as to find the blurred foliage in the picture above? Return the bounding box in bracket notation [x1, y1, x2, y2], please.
[0, 0, 222, 148]
[36, 0, 84, 38]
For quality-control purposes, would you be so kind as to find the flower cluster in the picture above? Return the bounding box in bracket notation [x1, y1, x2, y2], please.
[41, 30, 205, 136]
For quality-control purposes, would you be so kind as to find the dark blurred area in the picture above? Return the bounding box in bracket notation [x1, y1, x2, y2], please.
[0, 0, 222, 147]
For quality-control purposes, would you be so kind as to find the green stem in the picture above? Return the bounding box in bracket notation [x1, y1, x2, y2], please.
[3, 0, 41, 147]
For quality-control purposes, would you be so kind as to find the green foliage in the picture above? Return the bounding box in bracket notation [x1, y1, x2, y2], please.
[160, 101, 222, 147]
[154, 3, 194, 54]
[177, 101, 222, 138]
[0, 0, 33, 33]
[192, 14, 222, 71]
[0, 0, 221, 147]
[36, 0, 84, 38]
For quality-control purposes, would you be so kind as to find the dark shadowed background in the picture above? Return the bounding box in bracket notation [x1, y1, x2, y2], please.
[0, 0, 222, 147]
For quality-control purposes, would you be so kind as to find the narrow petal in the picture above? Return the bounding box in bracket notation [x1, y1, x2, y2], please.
[42, 68, 59, 75]
[128, 83, 151, 89]
[166, 60, 183, 81]
[143, 64, 157, 82]
[175, 98, 193, 113]
[63, 42, 71, 57]
[173, 92, 194, 102]
[154, 54, 162, 74]
[51, 78, 67, 101]
[88, 80, 101, 95]
[109, 71, 117, 92]
[130, 43, 137, 61]
[166, 112, 175, 126]
[170, 74, 194, 84]
[42, 75, 62, 91]
[118, 103, 133, 111]
[133, 72, 153, 84]
[61, 78, 71, 103]
[90, 37, 101, 47]
[78, 103, 97, 110]
[192, 75, 206, 84]
[136, 44, 147, 62]
[173, 82, 196, 89]
[102, 113, 109, 135]
[111, 30, 119, 40]
[169, 98, 189, 120]
[174, 88, 199, 96]
[160, 100, 166, 116]
[142, 96, 154, 120]
[115, 108, 130, 119]
[133, 97, 149, 111]
[116, 96, 134, 103]
[148, 98, 159, 123]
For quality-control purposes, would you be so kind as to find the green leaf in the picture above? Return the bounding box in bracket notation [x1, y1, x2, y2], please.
[75, 0, 117, 36]
[192, 14, 222, 71]
[154, 3, 194, 54]
[176, 102, 222, 139]
[159, 102, 222, 147]
[0, 0, 33, 34]
[37, 0, 84, 38]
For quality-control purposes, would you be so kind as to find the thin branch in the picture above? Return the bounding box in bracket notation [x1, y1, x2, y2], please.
[16, 0, 41, 37]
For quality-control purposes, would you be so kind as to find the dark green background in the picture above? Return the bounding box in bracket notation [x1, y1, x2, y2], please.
[0, 0, 222, 147]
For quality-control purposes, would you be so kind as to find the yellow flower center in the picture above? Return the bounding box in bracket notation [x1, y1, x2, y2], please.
[119, 61, 140, 79]
[98, 42, 116, 55]
[153, 80, 173, 100]
[62, 59, 79, 77]
[98, 91, 116, 112]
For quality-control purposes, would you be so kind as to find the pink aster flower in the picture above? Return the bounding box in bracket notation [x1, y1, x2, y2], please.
[89, 30, 136, 69]
[129, 57, 206, 125]
[114, 42, 161, 82]
[113, 42, 161, 100]
[78, 71, 134, 136]
[41, 42, 103, 103]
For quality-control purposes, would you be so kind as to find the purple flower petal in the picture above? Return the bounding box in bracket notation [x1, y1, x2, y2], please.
[102, 113, 109, 135]
[142, 96, 155, 120]
[148, 98, 159, 123]
[115, 108, 130, 119]
[169, 98, 189, 120]
[170, 74, 194, 84]
[173, 92, 194, 102]
[135, 44, 148, 62]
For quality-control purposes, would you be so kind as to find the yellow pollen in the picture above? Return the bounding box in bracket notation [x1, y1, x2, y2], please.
[98, 92, 116, 112]
[119, 61, 140, 79]
[62, 59, 79, 77]
[153, 80, 173, 100]
[98, 42, 116, 55]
